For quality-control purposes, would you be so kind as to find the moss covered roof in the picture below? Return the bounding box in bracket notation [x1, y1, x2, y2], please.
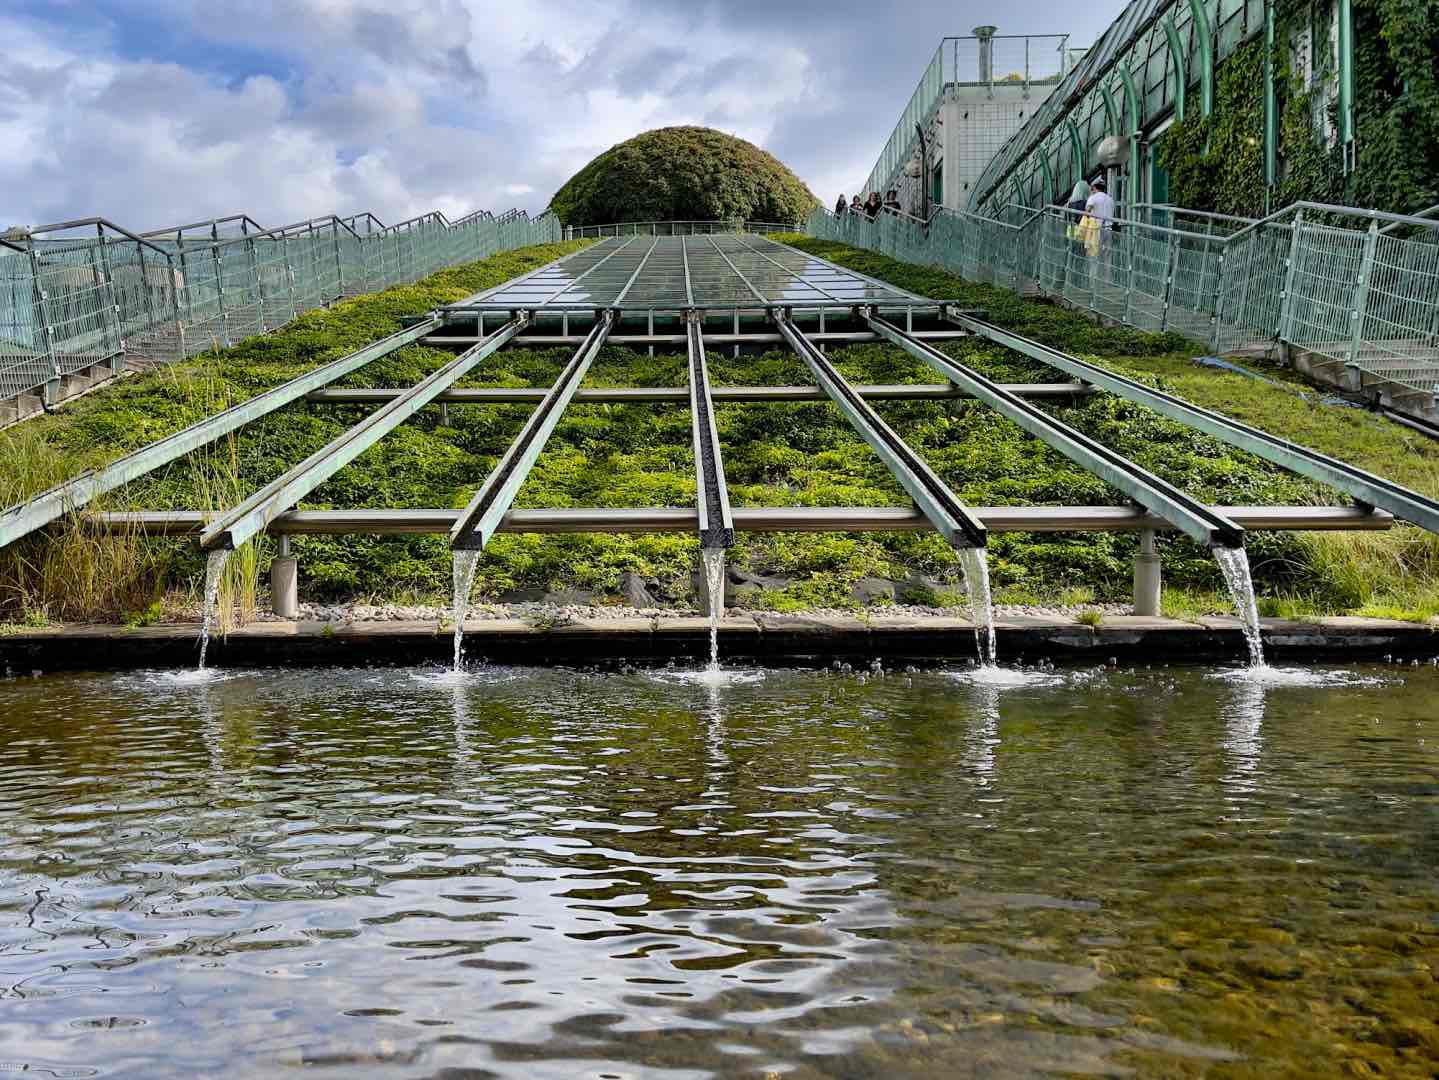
[549, 126, 817, 228]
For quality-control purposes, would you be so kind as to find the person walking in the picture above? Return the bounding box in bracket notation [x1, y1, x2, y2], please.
[883, 189, 902, 215]
[834, 194, 849, 216]
[1065, 180, 1091, 257]
[864, 192, 883, 220]
[1085, 177, 1117, 278]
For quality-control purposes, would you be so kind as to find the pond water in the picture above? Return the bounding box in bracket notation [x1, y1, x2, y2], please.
[1, 662, 1437, 1078]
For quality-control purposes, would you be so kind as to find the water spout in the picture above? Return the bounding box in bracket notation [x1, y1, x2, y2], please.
[700, 547, 726, 673]
[197, 549, 230, 670]
[451, 550, 481, 672]
[1213, 545, 1266, 668]
[958, 547, 997, 667]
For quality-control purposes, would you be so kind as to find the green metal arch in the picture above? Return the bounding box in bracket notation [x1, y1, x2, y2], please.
[1100, 82, 1121, 134]
[1186, 0, 1215, 117]
[1038, 143, 1055, 204]
[1162, 16, 1187, 124]
[1065, 118, 1086, 180]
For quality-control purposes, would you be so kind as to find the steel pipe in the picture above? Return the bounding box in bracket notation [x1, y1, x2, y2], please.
[688, 314, 734, 548]
[946, 307, 1439, 537]
[0, 317, 445, 552]
[89, 505, 1395, 537]
[451, 312, 615, 551]
[869, 314, 1245, 549]
[201, 317, 527, 551]
[776, 313, 988, 549]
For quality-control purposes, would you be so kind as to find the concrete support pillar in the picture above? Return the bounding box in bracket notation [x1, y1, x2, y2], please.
[271, 535, 298, 619]
[1133, 529, 1161, 616]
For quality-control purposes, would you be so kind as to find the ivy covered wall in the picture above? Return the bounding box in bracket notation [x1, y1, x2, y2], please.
[1158, 0, 1438, 217]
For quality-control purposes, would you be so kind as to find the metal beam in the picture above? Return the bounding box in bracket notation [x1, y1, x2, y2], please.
[200, 317, 525, 551]
[868, 314, 1244, 549]
[687, 315, 734, 548]
[450, 311, 615, 551]
[89, 504, 1395, 537]
[0, 317, 444, 551]
[306, 382, 1095, 405]
[774, 312, 987, 549]
[945, 308, 1439, 536]
[425, 329, 974, 347]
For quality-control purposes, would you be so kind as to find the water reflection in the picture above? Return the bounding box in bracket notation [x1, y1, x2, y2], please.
[0, 664, 1435, 1078]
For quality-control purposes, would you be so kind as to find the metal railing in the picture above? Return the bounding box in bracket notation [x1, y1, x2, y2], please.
[861, 34, 1073, 204]
[0, 206, 562, 414]
[808, 201, 1439, 402]
[562, 220, 800, 239]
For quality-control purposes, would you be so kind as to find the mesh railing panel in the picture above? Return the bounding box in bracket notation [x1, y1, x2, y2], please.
[0, 209, 561, 412]
[807, 204, 1439, 400]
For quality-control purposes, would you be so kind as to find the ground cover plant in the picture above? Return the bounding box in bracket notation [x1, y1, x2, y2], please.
[3, 235, 1437, 625]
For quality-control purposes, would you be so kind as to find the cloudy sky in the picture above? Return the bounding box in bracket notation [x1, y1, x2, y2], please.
[2, 0, 1118, 231]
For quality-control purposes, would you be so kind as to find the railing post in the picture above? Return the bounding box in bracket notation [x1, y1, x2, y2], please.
[27, 246, 61, 405]
[211, 224, 231, 349]
[1346, 221, 1379, 376]
[332, 222, 345, 298]
[1208, 241, 1224, 350]
[245, 230, 264, 333]
[1276, 209, 1305, 341]
[93, 232, 124, 369]
[1160, 231, 1178, 331]
[1121, 226, 1135, 325]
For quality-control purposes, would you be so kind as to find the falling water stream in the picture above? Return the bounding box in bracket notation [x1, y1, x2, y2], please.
[958, 546, 997, 667]
[451, 550, 482, 672]
[700, 547, 726, 673]
[196, 549, 230, 670]
[1214, 545, 1267, 668]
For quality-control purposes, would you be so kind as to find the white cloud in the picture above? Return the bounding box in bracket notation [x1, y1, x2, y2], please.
[8, 0, 1069, 229]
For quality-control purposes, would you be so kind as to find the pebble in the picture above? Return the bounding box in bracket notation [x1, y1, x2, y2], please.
[181, 599, 1139, 625]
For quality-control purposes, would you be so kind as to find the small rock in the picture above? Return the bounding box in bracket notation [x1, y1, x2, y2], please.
[619, 572, 655, 608]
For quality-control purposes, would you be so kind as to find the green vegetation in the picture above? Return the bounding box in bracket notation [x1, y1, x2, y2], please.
[548, 126, 817, 227]
[1160, 0, 1439, 217]
[3, 234, 1437, 624]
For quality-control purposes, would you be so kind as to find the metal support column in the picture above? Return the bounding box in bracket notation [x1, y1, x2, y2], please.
[1186, 0, 1215, 119]
[1133, 529, 1161, 615]
[1337, 0, 1356, 172]
[1263, 0, 1278, 204]
[202, 316, 526, 551]
[451, 311, 615, 551]
[868, 313, 1244, 548]
[774, 311, 987, 550]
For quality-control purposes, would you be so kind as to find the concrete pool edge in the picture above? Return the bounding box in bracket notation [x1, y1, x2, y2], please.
[2, 614, 1437, 670]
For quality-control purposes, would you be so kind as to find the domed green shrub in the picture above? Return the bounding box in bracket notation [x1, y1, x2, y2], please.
[549, 126, 817, 227]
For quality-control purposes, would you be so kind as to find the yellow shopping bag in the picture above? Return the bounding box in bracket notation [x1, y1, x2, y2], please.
[1079, 215, 1101, 258]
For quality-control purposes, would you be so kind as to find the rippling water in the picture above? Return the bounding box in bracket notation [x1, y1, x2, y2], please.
[1, 662, 1437, 1078]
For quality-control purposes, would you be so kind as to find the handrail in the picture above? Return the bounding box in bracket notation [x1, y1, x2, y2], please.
[1379, 203, 1439, 235]
[23, 217, 179, 260]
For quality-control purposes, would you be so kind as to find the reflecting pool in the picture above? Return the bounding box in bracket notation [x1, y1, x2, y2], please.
[1, 663, 1436, 1077]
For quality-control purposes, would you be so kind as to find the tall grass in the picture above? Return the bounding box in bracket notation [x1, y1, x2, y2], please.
[0, 370, 265, 627]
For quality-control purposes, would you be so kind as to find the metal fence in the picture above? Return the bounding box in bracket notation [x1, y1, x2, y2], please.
[0, 207, 562, 413]
[562, 220, 799, 239]
[808, 201, 1439, 402]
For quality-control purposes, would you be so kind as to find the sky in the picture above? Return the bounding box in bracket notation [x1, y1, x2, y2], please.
[1, 0, 1119, 232]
